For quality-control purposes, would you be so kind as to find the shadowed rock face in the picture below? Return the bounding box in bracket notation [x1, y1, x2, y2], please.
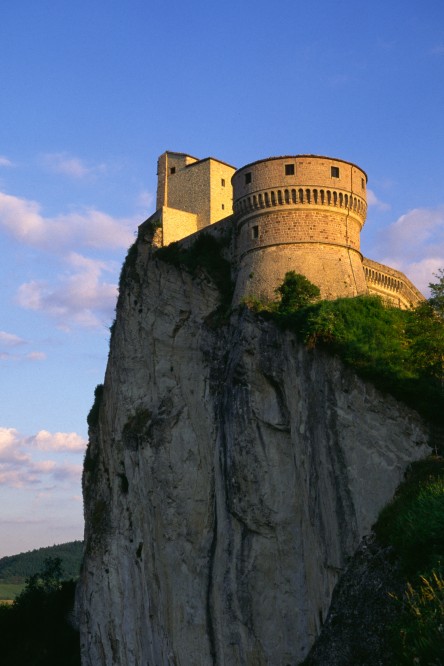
[78, 239, 429, 666]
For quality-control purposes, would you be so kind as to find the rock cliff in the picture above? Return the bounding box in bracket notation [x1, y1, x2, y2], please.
[78, 234, 430, 665]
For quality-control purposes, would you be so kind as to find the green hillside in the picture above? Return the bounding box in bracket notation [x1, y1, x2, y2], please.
[0, 541, 83, 584]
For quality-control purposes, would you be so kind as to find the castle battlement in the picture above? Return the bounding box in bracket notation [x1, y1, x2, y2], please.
[143, 151, 424, 309]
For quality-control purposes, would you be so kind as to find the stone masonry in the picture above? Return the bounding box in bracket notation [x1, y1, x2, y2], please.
[147, 151, 424, 308]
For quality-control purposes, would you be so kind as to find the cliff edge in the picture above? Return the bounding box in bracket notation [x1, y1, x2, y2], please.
[77, 233, 429, 665]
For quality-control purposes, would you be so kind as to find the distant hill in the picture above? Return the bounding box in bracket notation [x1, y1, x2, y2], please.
[0, 541, 83, 583]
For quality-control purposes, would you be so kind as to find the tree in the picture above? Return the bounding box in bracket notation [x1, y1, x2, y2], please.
[276, 271, 321, 313]
[429, 268, 444, 319]
[0, 557, 80, 665]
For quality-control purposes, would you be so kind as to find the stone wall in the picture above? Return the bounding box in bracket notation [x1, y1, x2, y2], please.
[231, 155, 368, 301]
[156, 151, 235, 229]
[363, 257, 425, 309]
[151, 151, 424, 308]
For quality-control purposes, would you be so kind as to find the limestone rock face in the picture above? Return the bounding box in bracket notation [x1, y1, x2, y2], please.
[78, 238, 429, 666]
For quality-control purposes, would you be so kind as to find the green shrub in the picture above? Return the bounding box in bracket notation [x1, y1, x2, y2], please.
[372, 458, 444, 664]
[375, 457, 444, 574]
[0, 558, 80, 665]
[276, 271, 320, 313]
[391, 572, 444, 665]
[249, 288, 444, 426]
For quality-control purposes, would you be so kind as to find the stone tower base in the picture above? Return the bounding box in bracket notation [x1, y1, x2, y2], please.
[233, 243, 368, 304]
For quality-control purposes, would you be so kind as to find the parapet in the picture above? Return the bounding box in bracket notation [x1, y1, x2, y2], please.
[363, 257, 424, 309]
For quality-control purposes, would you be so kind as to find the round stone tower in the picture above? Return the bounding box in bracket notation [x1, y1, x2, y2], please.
[232, 155, 368, 303]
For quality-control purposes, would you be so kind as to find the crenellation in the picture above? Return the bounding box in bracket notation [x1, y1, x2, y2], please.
[145, 150, 424, 309]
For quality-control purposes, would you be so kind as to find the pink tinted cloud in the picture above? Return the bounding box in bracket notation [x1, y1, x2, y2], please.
[17, 253, 118, 329]
[0, 190, 135, 251]
[379, 206, 444, 294]
[0, 427, 85, 489]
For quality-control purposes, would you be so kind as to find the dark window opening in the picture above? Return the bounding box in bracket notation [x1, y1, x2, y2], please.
[331, 166, 340, 178]
[361, 178, 365, 189]
[285, 164, 295, 176]
[221, 204, 225, 210]
[221, 178, 225, 187]
[251, 225, 259, 239]
[245, 172, 252, 184]
[170, 167, 176, 174]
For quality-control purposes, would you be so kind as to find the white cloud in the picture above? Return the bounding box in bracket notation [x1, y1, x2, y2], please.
[33, 430, 87, 452]
[0, 190, 135, 251]
[378, 206, 444, 295]
[17, 252, 118, 329]
[367, 189, 390, 211]
[42, 152, 107, 179]
[0, 156, 13, 167]
[0, 427, 85, 489]
[0, 331, 26, 347]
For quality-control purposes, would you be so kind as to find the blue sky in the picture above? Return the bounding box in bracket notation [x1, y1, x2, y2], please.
[1, 0, 444, 557]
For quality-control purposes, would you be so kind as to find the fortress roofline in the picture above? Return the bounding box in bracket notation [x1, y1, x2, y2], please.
[184, 155, 237, 171]
[235, 154, 368, 182]
[163, 150, 236, 171]
[163, 150, 200, 161]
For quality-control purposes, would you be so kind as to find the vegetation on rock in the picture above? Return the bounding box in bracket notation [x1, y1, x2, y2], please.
[276, 271, 320, 312]
[248, 272, 444, 427]
[374, 457, 444, 664]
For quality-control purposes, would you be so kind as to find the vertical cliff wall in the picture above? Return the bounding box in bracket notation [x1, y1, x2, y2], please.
[78, 236, 429, 665]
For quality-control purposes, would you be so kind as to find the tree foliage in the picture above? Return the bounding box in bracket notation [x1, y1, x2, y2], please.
[374, 457, 444, 664]
[0, 558, 80, 665]
[0, 541, 83, 584]
[276, 271, 320, 313]
[250, 272, 444, 426]
[429, 268, 444, 319]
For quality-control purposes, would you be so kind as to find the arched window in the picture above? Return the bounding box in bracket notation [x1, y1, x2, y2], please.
[313, 189, 318, 204]
[271, 191, 276, 206]
[333, 191, 338, 206]
[264, 192, 270, 207]
[298, 188, 304, 203]
[284, 189, 290, 204]
[305, 189, 311, 203]
[277, 190, 283, 205]
[291, 189, 297, 203]
[320, 189, 325, 204]
[327, 190, 331, 205]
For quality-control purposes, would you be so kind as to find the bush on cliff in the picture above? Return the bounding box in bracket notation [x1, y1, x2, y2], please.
[374, 457, 444, 664]
[276, 271, 320, 313]
[250, 275, 444, 426]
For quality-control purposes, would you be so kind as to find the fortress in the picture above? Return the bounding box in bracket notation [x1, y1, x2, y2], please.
[141, 151, 424, 309]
